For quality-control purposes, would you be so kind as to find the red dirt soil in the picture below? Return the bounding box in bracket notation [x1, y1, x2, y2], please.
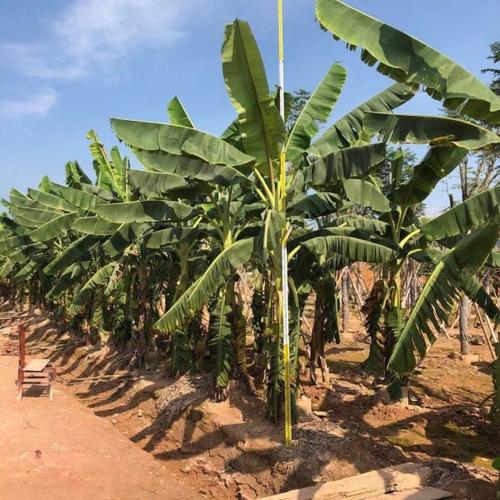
[1, 307, 499, 499]
[0, 356, 203, 499]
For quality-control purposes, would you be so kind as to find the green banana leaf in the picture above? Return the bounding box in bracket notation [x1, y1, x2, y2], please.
[222, 19, 285, 173]
[308, 142, 386, 186]
[286, 63, 346, 160]
[69, 262, 118, 312]
[51, 184, 100, 212]
[288, 192, 341, 218]
[133, 149, 249, 187]
[315, 0, 500, 124]
[146, 227, 201, 248]
[44, 235, 101, 275]
[309, 83, 415, 156]
[11, 206, 61, 225]
[27, 188, 78, 213]
[128, 169, 189, 196]
[65, 161, 92, 187]
[155, 238, 255, 332]
[87, 129, 124, 197]
[29, 213, 78, 242]
[0, 259, 14, 278]
[96, 200, 199, 224]
[74, 217, 122, 235]
[0, 235, 30, 253]
[111, 119, 255, 169]
[46, 263, 84, 300]
[302, 234, 395, 263]
[343, 178, 390, 212]
[331, 215, 389, 235]
[103, 224, 141, 258]
[421, 186, 500, 240]
[167, 96, 194, 128]
[388, 224, 499, 375]
[391, 146, 468, 207]
[13, 260, 39, 283]
[364, 113, 500, 150]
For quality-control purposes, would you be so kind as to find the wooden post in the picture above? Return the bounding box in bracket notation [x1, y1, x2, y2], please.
[341, 268, 350, 333]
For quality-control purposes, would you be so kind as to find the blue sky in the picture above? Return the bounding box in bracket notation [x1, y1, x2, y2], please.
[0, 0, 498, 214]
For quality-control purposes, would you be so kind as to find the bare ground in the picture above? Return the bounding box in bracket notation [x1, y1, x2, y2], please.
[1, 306, 498, 499]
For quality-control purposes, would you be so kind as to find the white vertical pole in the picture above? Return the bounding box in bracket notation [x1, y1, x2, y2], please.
[277, 0, 292, 446]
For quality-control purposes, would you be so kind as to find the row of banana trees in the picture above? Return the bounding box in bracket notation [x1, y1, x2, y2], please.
[1, 0, 499, 422]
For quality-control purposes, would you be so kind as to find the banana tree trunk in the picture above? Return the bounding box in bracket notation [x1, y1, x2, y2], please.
[136, 262, 152, 362]
[408, 260, 418, 309]
[341, 269, 350, 333]
[459, 295, 470, 355]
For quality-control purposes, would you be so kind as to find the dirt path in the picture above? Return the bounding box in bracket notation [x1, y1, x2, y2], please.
[1, 307, 498, 499]
[0, 354, 200, 500]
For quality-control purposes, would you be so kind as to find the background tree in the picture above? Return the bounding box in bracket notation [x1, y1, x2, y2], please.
[482, 41, 500, 96]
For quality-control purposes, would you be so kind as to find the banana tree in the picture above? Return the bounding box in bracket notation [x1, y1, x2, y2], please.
[107, 15, 418, 423]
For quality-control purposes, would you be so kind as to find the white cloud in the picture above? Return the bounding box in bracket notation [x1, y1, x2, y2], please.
[1, 0, 204, 80]
[0, 89, 58, 118]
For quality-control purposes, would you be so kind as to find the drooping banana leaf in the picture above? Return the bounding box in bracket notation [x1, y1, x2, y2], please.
[222, 19, 285, 174]
[462, 273, 500, 324]
[421, 186, 500, 240]
[0, 235, 30, 253]
[487, 251, 500, 267]
[287, 192, 341, 218]
[78, 184, 116, 202]
[50, 184, 100, 212]
[167, 96, 194, 128]
[209, 287, 233, 391]
[128, 169, 189, 196]
[425, 247, 500, 322]
[46, 263, 84, 300]
[364, 113, 500, 150]
[331, 215, 389, 235]
[69, 262, 118, 312]
[132, 149, 249, 187]
[103, 224, 141, 258]
[9, 213, 38, 229]
[29, 213, 78, 242]
[13, 260, 39, 283]
[96, 200, 199, 224]
[302, 234, 395, 263]
[27, 188, 78, 213]
[307, 142, 386, 186]
[0, 259, 14, 278]
[309, 82, 416, 156]
[7, 245, 44, 265]
[8, 195, 47, 211]
[73, 217, 122, 236]
[44, 235, 101, 275]
[10, 206, 61, 226]
[111, 119, 255, 169]
[343, 178, 390, 212]
[146, 227, 201, 248]
[315, 0, 500, 124]
[286, 63, 346, 160]
[154, 238, 255, 332]
[391, 146, 468, 207]
[388, 224, 500, 375]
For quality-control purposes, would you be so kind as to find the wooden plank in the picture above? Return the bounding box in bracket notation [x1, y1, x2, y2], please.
[379, 486, 452, 499]
[259, 463, 432, 500]
[23, 358, 50, 371]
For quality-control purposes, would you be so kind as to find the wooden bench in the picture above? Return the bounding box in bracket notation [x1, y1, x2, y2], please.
[17, 325, 55, 401]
